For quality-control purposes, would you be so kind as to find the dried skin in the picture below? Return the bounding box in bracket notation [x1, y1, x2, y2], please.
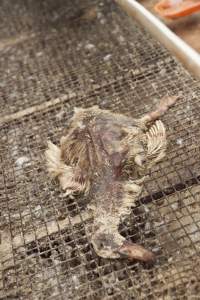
[45, 96, 178, 262]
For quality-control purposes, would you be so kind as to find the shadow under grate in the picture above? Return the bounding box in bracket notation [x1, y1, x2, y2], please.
[0, 0, 200, 299]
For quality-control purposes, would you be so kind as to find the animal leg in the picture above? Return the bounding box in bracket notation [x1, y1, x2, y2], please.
[140, 95, 179, 124]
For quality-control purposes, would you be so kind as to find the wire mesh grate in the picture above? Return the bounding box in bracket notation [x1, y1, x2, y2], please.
[0, 0, 200, 299]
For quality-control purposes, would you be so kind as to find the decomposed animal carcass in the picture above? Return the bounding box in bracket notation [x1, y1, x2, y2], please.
[45, 96, 178, 261]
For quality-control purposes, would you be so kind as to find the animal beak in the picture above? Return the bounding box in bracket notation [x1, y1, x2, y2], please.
[118, 241, 155, 262]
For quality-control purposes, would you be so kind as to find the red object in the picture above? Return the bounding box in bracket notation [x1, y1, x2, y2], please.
[154, 0, 200, 19]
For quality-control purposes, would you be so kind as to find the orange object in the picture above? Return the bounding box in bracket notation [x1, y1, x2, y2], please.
[154, 0, 200, 19]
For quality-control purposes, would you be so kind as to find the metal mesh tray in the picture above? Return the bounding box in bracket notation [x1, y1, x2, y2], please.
[0, 0, 200, 299]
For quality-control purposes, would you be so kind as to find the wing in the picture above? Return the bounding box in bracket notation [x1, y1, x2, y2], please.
[146, 120, 167, 164]
[45, 140, 90, 195]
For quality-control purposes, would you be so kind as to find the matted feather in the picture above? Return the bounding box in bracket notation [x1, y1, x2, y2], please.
[147, 120, 167, 163]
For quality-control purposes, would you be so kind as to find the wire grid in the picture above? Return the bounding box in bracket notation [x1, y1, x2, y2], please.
[0, 0, 200, 299]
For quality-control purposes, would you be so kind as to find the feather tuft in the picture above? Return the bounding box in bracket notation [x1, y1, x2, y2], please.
[45, 140, 89, 194]
[147, 120, 167, 164]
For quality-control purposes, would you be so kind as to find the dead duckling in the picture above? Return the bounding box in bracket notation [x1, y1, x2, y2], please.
[45, 96, 178, 262]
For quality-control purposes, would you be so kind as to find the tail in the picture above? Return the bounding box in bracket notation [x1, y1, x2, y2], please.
[45, 141, 89, 194]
